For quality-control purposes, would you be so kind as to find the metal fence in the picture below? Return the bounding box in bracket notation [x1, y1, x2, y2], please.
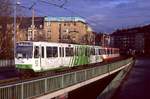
[0, 60, 15, 67]
[98, 60, 134, 99]
[0, 58, 134, 99]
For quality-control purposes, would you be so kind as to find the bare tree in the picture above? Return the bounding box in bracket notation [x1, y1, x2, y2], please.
[0, 0, 13, 16]
[0, 0, 13, 59]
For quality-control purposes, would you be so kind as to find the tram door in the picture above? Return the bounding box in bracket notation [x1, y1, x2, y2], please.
[40, 46, 46, 70]
[34, 46, 42, 71]
[59, 47, 65, 66]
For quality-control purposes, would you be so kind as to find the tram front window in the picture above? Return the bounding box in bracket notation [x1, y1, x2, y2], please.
[16, 46, 33, 58]
[34, 46, 39, 58]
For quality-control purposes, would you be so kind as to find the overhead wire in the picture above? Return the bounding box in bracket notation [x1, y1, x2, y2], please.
[16, 0, 150, 32]
[39, 0, 114, 31]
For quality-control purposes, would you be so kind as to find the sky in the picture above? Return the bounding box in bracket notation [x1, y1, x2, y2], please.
[19, 0, 150, 33]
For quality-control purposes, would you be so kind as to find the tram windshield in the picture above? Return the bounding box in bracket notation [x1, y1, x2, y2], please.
[16, 45, 33, 58]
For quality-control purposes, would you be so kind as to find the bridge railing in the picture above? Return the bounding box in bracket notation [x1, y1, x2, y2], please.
[0, 58, 134, 99]
[0, 60, 15, 67]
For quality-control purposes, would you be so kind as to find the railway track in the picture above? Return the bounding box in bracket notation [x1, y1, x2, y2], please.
[0, 77, 19, 84]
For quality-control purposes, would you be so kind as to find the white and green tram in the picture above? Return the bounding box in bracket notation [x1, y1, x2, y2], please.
[15, 41, 119, 72]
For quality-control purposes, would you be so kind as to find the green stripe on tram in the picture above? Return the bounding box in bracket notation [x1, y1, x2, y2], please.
[16, 64, 32, 69]
[70, 45, 90, 66]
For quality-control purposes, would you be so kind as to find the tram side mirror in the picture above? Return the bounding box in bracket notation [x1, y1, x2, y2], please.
[17, 53, 23, 59]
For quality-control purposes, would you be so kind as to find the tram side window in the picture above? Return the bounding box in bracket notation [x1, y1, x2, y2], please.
[91, 48, 95, 55]
[75, 47, 80, 56]
[108, 49, 110, 55]
[95, 49, 98, 55]
[62, 47, 64, 57]
[108, 49, 110, 54]
[101, 49, 104, 54]
[99, 49, 101, 55]
[59, 47, 64, 57]
[46, 47, 58, 58]
[42, 47, 44, 58]
[59, 47, 62, 57]
[53, 47, 58, 57]
[66, 47, 73, 57]
[85, 48, 89, 56]
[74, 47, 78, 56]
[34, 46, 39, 58]
[110, 49, 113, 54]
[47, 47, 53, 57]
[104, 49, 106, 54]
[101, 49, 103, 54]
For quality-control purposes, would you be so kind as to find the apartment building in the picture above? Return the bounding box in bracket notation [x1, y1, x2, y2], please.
[44, 17, 95, 44]
[111, 25, 150, 55]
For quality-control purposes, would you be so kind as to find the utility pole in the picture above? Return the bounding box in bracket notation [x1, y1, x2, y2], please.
[59, 23, 62, 42]
[32, 7, 35, 41]
[102, 33, 105, 47]
[29, 3, 36, 41]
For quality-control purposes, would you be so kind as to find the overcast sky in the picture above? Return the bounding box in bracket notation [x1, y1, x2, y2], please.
[20, 0, 150, 33]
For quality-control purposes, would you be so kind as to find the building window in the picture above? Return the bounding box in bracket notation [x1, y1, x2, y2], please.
[28, 30, 32, 40]
[64, 23, 66, 26]
[63, 29, 69, 33]
[47, 30, 51, 33]
[40, 25, 43, 28]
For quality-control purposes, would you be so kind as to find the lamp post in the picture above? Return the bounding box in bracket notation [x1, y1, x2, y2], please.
[13, 0, 17, 60]
[13, 0, 20, 60]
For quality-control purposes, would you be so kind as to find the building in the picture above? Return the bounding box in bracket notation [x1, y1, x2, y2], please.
[44, 17, 95, 44]
[15, 16, 95, 45]
[86, 26, 95, 45]
[111, 25, 150, 55]
[95, 33, 111, 47]
[17, 17, 44, 41]
[0, 17, 14, 59]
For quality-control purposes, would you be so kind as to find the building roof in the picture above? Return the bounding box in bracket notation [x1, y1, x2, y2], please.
[44, 16, 86, 23]
[111, 24, 150, 36]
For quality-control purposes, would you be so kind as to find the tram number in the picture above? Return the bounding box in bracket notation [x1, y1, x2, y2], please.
[35, 60, 38, 66]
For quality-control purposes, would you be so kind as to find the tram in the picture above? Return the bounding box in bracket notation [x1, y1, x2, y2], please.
[15, 41, 119, 72]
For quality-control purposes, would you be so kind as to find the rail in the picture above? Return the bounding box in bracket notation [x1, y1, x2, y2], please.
[0, 58, 134, 99]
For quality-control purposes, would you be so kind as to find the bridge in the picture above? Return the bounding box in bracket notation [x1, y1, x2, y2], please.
[0, 57, 134, 99]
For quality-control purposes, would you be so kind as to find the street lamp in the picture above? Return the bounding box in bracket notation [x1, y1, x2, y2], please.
[13, 0, 20, 60]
